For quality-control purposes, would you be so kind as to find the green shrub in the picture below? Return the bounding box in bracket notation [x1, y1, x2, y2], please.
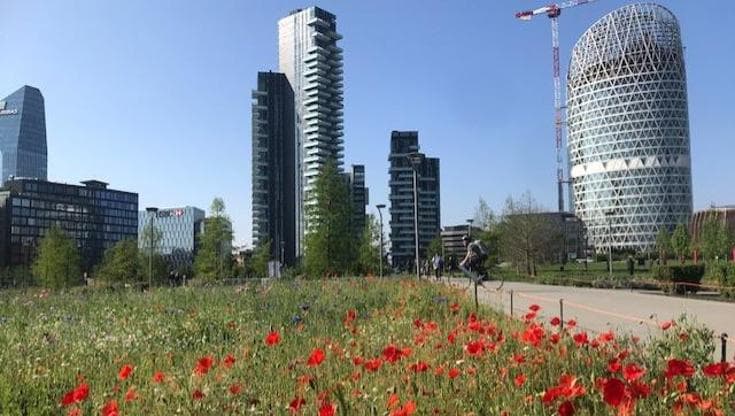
[653, 264, 705, 294]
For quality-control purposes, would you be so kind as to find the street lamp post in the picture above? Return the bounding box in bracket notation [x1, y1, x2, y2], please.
[407, 152, 425, 280]
[605, 210, 614, 278]
[145, 207, 159, 289]
[376, 204, 386, 279]
[466, 219, 474, 239]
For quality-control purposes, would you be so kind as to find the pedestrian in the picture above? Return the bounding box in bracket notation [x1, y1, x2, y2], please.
[432, 253, 443, 280]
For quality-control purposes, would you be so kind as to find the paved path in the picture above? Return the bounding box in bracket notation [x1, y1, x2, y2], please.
[443, 278, 735, 354]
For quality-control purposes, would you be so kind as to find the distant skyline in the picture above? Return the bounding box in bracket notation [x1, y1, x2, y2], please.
[2, 1, 734, 245]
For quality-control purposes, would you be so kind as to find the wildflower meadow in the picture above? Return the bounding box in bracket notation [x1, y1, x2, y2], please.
[0, 279, 733, 415]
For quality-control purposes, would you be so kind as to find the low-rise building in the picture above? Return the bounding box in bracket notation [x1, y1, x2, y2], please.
[138, 206, 205, 271]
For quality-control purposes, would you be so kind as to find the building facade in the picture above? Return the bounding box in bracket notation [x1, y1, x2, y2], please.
[0, 86, 48, 184]
[689, 206, 735, 247]
[347, 164, 368, 237]
[567, 4, 693, 252]
[251, 71, 296, 266]
[0, 179, 138, 271]
[138, 206, 205, 271]
[278, 7, 344, 255]
[388, 131, 441, 270]
[441, 225, 482, 261]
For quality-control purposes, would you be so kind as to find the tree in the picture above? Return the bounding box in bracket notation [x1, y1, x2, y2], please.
[32, 225, 81, 289]
[95, 239, 142, 284]
[303, 159, 356, 277]
[356, 214, 382, 276]
[194, 198, 234, 280]
[474, 197, 496, 231]
[656, 228, 672, 265]
[140, 221, 163, 284]
[699, 217, 732, 262]
[496, 192, 555, 276]
[251, 239, 271, 278]
[671, 223, 691, 264]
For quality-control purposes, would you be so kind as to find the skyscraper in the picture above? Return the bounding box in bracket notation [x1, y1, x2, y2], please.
[0, 86, 48, 184]
[251, 72, 296, 266]
[278, 7, 344, 255]
[347, 164, 368, 237]
[567, 4, 693, 252]
[388, 131, 441, 270]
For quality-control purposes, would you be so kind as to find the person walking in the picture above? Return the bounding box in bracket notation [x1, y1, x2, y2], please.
[432, 253, 443, 280]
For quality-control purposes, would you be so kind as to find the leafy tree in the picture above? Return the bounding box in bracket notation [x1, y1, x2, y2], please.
[356, 214, 382, 276]
[31, 225, 81, 289]
[194, 198, 233, 280]
[656, 228, 672, 265]
[95, 239, 142, 284]
[139, 221, 163, 284]
[426, 234, 443, 258]
[251, 239, 271, 278]
[497, 192, 555, 276]
[699, 217, 732, 262]
[303, 159, 355, 277]
[474, 197, 496, 231]
[671, 223, 691, 264]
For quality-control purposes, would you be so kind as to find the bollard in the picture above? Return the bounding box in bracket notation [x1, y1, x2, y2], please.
[510, 290, 514, 318]
[721, 333, 728, 363]
[559, 298, 564, 331]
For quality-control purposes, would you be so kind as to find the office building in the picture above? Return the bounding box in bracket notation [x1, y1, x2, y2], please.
[278, 7, 344, 254]
[690, 206, 735, 246]
[138, 206, 205, 271]
[251, 71, 296, 266]
[0, 179, 138, 271]
[567, 4, 693, 252]
[441, 225, 483, 261]
[0, 86, 48, 184]
[347, 164, 368, 237]
[388, 131, 440, 270]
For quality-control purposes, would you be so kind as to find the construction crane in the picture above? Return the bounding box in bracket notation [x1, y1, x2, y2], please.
[515, 0, 598, 213]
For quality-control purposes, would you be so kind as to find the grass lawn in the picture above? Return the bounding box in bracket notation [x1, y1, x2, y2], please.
[0, 278, 732, 415]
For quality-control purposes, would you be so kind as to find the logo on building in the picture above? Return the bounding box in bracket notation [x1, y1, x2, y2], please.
[157, 208, 186, 218]
[0, 100, 18, 116]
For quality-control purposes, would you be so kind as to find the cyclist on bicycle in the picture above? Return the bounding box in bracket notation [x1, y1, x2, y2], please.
[459, 235, 487, 286]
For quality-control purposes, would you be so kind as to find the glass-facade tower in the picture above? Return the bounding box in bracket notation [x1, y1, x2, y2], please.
[138, 206, 205, 271]
[278, 7, 344, 256]
[567, 3, 693, 252]
[0, 86, 48, 184]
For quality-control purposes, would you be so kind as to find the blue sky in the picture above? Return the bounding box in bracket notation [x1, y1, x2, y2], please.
[1, 0, 733, 246]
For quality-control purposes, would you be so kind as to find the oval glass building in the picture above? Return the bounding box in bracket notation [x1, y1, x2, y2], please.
[567, 3, 693, 252]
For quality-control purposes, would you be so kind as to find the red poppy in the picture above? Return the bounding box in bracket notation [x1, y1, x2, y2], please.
[229, 383, 243, 395]
[118, 364, 134, 381]
[660, 320, 673, 330]
[61, 382, 89, 406]
[602, 378, 626, 407]
[572, 332, 589, 346]
[387, 393, 400, 409]
[364, 358, 382, 372]
[289, 397, 306, 413]
[124, 387, 137, 402]
[524, 312, 537, 321]
[529, 304, 541, 312]
[352, 356, 364, 366]
[308, 348, 326, 367]
[703, 362, 730, 377]
[629, 380, 651, 399]
[152, 371, 165, 383]
[265, 331, 281, 346]
[622, 363, 645, 382]
[450, 302, 460, 313]
[550, 317, 561, 326]
[521, 324, 545, 346]
[223, 354, 236, 369]
[567, 319, 577, 328]
[67, 408, 81, 416]
[409, 361, 430, 373]
[448, 367, 461, 379]
[194, 355, 214, 376]
[558, 400, 575, 416]
[390, 401, 417, 416]
[465, 340, 485, 356]
[192, 389, 205, 400]
[514, 373, 527, 387]
[549, 333, 561, 344]
[665, 359, 695, 379]
[597, 331, 615, 343]
[344, 309, 357, 324]
[101, 400, 119, 416]
[512, 354, 526, 364]
[319, 401, 336, 416]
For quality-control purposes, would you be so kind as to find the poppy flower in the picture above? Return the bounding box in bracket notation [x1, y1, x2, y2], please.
[118, 364, 134, 381]
[61, 382, 89, 406]
[622, 363, 645, 382]
[450, 303, 460, 313]
[229, 383, 243, 395]
[550, 317, 561, 326]
[629, 380, 651, 399]
[549, 333, 561, 344]
[665, 359, 695, 379]
[390, 401, 416, 416]
[364, 358, 382, 372]
[514, 373, 527, 387]
[265, 331, 281, 346]
[660, 320, 673, 330]
[529, 304, 541, 312]
[387, 393, 400, 409]
[513, 354, 526, 364]
[597, 331, 615, 343]
[101, 400, 119, 416]
[150, 371, 165, 384]
[703, 362, 729, 377]
[465, 340, 485, 356]
[602, 378, 626, 407]
[124, 387, 137, 402]
[319, 401, 336, 416]
[308, 348, 326, 367]
[607, 359, 621, 373]
[223, 354, 236, 369]
[558, 400, 575, 416]
[67, 408, 81, 416]
[344, 309, 357, 324]
[521, 324, 545, 346]
[192, 389, 205, 400]
[289, 396, 306, 412]
[573, 332, 589, 346]
[194, 355, 214, 376]
[382, 345, 405, 363]
[448, 367, 461, 379]
[567, 319, 577, 328]
[409, 361, 430, 373]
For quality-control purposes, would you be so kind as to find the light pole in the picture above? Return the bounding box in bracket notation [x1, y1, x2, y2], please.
[376, 204, 386, 278]
[145, 207, 159, 288]
[605, 210, 614, 278]
[407, 152, 425, 280]
[466, 219, 474, 239]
